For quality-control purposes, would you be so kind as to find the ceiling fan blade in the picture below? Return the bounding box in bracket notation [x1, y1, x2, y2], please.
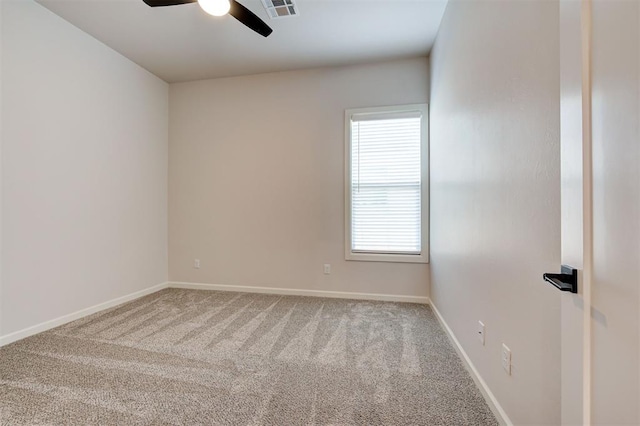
[229, 0, 273, 37]
[143, 0, 196, 7]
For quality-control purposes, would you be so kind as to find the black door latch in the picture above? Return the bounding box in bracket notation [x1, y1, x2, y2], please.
[543, 265, 578, 293]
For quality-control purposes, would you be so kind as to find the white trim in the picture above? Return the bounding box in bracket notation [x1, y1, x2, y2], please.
[429, 298, 513, 426]
[169, 282, 429, 304]
[0, 282, 169, 347]
[344, 103, 430, 264]
[580, 0, 593, 422]
[345, 252, 428, 264]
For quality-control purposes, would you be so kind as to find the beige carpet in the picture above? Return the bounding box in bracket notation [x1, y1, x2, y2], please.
[0, 289, 498, 425]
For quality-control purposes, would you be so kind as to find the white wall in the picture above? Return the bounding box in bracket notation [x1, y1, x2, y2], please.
[169, 58, 429, 298]
[429, 1, 561, 424]
[0, 0, 169, 336]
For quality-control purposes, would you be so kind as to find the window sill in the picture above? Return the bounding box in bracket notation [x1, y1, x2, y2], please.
[345, 252, 429, 264]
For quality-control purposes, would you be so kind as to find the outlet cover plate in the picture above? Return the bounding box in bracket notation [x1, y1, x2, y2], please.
[501, 343, 512, 375]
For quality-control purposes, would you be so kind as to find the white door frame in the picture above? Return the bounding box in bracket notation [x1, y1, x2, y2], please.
[560, 0, 593, 423]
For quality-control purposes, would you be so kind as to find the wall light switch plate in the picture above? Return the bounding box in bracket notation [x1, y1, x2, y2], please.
[323, 264, 331, 274]
[194, 259, 200, 269]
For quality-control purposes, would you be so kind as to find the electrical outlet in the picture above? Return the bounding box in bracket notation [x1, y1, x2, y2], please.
[478, 321, 485, 345]
[501, 343, 512, 375]
[323, 264, 331, 275]
[194, 259, 201, 269]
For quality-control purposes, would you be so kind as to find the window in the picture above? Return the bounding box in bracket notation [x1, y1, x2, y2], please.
[345, 104, 428, 263]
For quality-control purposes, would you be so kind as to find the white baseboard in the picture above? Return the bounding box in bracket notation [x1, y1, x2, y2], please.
[0, 282, 169, 347]
[169, 282, 429, 304]
[428, 298, 513, 426]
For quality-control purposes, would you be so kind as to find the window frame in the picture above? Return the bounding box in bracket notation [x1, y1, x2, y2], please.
[344, 104, 429, 264]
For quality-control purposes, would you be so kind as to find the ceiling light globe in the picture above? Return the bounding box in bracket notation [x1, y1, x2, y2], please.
[198, 0, 230, 16]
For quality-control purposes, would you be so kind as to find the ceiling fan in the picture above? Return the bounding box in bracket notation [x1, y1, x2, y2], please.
[142, 0, 273, 37]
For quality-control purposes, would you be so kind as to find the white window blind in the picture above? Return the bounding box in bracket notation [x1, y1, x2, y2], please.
[350, 110, 422, 255]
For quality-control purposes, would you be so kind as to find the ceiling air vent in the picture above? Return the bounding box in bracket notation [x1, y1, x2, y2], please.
[260, 0, 298, 19]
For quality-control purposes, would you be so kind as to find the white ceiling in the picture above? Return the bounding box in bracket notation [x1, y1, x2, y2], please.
[37, 0, 447, 83]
